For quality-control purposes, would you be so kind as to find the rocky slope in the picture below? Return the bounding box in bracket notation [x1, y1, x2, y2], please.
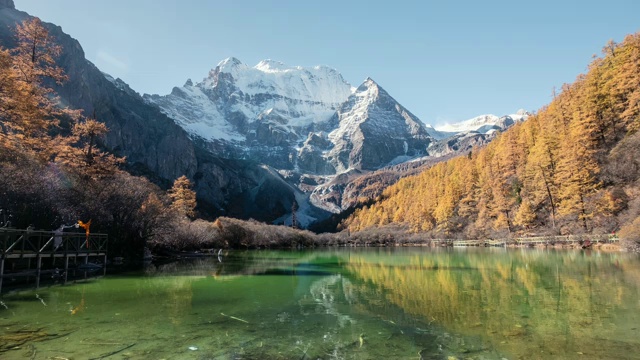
[0, 1, 196, 181]
[309, 110, 531, 213]
[0, 2, 309, 224]
[145, 57, 527, 184]
[144, 59, 433, 174]
[325, 78, 431, 172]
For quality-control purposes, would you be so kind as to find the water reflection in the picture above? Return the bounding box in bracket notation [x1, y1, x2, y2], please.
[344, 248, 640, 359]
[0, 248, 638, 359]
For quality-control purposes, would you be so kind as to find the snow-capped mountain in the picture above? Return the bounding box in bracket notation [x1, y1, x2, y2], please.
[144, 57, 528, 178]
[142, 57, 530, 218]
[141, 58, 442, 221]
[144, 58, 434, 174]
[144, 57, 352, 144]
[325, 78, 431, 172]
[434, 109, 530, 136]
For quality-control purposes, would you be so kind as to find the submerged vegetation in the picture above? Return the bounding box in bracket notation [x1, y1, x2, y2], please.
[345, 34, 640, 251]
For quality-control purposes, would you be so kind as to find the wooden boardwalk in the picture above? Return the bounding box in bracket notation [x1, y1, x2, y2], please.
[448, 234, 619, 247]
[0, 227, 108, 294]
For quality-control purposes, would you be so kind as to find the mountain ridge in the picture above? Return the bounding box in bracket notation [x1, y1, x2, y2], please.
[435, 109, 530, 134]
[143, 57, 526, 174]
[0, 6, 316, 225]
[141, 58, 528, 217]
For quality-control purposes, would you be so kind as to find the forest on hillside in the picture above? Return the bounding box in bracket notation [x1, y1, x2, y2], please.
[345, 33, 640, 250]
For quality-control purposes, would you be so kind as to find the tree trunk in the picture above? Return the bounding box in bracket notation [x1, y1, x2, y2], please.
[539, 166, 556, 229]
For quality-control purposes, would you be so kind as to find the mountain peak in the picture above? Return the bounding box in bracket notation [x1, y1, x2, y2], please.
[216, 57, 246, 72]
[356, 77, 379, 93]
[327, 75, 430, 172]
[0, 0, 15, 9]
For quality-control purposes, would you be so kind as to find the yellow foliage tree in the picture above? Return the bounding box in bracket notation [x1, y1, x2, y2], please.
[514, 200, 536, 229]
[169, 175, 197, 219]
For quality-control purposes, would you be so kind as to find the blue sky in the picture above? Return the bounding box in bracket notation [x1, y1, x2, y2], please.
[17, 0, 640, 126]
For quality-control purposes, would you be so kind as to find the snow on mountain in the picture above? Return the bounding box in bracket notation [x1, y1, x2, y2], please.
[327, 79, 379, 150]
[145, 82, 244, 141]
[203, 57, 351, 128]
[147, 57, 535, 176]
[434, 109, 530, 134]
[145, 57, 352, 141]
[326, 78, 432, 172]
[423, 124, 452, 140]
[144, 57, 528, 176]
[510, 109, 530, 121]
[436, 114, 500, 133]
[138, 56, 532, 220]
[202, 57, 352, 104]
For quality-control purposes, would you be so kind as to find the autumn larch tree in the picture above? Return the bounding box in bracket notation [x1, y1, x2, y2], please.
[169, 175, 197, 219]
[3, 18, 81, 156]
[55, 112, 123, 177]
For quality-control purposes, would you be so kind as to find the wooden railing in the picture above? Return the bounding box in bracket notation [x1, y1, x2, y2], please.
[0, 228, 108, 257]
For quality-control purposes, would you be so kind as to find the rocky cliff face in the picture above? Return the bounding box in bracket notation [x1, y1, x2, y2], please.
[144, 58, 354, 171]
[143, 58, 441, 221]
[326, 78, 431, 172]
[309, 109, 531, 213]
[0, 6, 307, 223]
[0, 0, 14, 9]
[0, 5, 197, 182]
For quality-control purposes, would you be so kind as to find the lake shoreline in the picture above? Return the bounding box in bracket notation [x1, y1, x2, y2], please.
[330, 242, 623, 251]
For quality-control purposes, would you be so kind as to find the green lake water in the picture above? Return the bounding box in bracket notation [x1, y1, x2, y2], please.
[1, 248, 640, 359]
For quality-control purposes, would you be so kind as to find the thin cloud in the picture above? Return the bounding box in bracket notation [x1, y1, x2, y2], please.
[96, 50, 129, 72]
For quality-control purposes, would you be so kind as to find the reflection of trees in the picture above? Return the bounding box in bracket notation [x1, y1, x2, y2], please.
[344, 249, 640, 359]
[308, 275, 355, 327]
[165, 277, 194, 325]
[147, 251, 321, 277]
[134, 252, 327, 329]
[137, 274, 198, 326]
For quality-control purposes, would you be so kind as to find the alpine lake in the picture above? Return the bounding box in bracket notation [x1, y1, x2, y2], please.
[1, 247, 639, 360]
